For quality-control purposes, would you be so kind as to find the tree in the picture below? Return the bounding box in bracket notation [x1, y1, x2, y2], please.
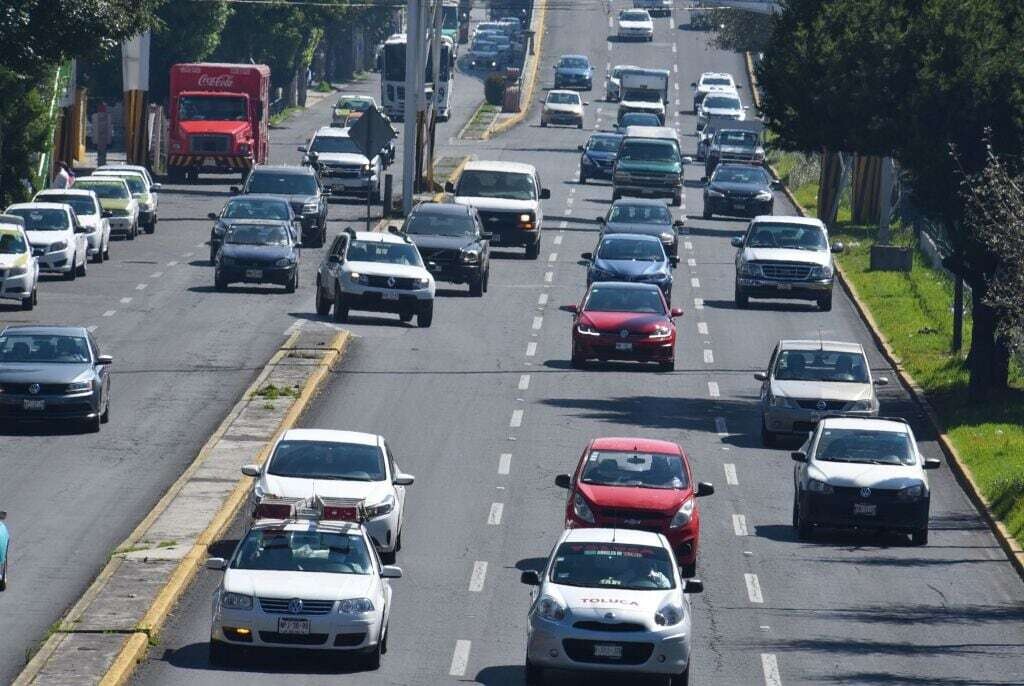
[707, 8, 772, 55]
[0, 68, 49, 204]
[150, 0, 231, 102]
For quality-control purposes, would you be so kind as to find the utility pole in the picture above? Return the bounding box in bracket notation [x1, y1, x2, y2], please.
[427, 0, 442, 191]
[402, 0, 423, 215]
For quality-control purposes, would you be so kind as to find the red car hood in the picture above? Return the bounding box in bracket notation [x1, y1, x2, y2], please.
[578, 482, 688, 515]
[178, 120, 250, 137]
[580, 311, 669, 335]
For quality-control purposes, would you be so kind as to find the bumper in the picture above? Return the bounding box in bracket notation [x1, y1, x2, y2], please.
[554, 76, 591, 89]
[0, 274, 34, 302]
[489, 229, 540, 249]
[34, 249, 74, 273]
[217, 265, 296, 286]
[573, 335, 675, 363]
[543, 112, 583, 126]
[614, 183, 680, 200]
[340, 290, 433, 315]
[736, 278, 832, 302]
[618, 30, 654, 40]
[107, 216, 134, 234]
[763, 404, 875, 434]
[168, 155, 253, 173]
[212, 608, 382, 652]
[801, 491, 930, 532]
[85, 232, 103, 255]
[704, 196, 773, 218]
[527, 621, 689, 675]
[426, 262, 483, 285]
[321, 176, 379, 196]
[0, 392, 99, 420]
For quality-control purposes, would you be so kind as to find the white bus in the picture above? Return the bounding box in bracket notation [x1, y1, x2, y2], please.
[381, 33, 455, 122]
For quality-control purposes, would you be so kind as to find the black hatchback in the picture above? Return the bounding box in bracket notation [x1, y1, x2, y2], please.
[214, 220, 300, 292]
[402, 203, 491, 296]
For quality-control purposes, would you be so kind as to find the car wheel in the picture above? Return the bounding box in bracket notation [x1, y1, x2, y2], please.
[76, 254, 87, 277]
[579, 169, 587, 184]
[418, 301, 434, 328]
[658, 359, 675, 372]
[214, 273, 228, 291]
[734, 285, 749, 308]
[576, 120, 583, 129]
[795, 498, 812, 540]
[673, 192, 683, 207]
[910, 527, 929, 546]
[399, 311, 414, 323]
[540, 120, 547, 128]
[209, 246, 217, 264]
[818, 293, 833, 311]
[525, 240, 541, 260]
[0, 556, 6, 592]
[127, 224, 136, 241]
[363, 631, 383, 670]
[570, 352, 587, 369]
[524, 659, 544, 685]
[93, 248, 104, 264]
[285, 269, 297, 293]
[104, 240, 110, 260]
[702, 207, 712, 219]
[333, 288, 348, 322]
[146, 219, 156, 234]
[469, 277, 484, 297]
[64, 264, 76, 281]
[761, 419, 777, 447]
[21, 289, 34, 311]
[671, 665, 690, 686]
[85, 412, 101, 434]
[315, 284, 332, 316]
[483, 268, 489, 293]
[380, 621, 389, 654]
[678, 561, 696, 578]
[100, 399, 110, 424]
[208, 639, 236, 666]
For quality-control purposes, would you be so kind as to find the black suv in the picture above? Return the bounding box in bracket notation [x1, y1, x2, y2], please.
[401, 203, 491, 296]
[232, 166, 328, 247]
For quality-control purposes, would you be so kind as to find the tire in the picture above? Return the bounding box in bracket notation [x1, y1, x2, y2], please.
[579, 169, 587, 184]
[315, 283, 332, 316]
[209, 246, 217, 264]
[612, 190, 621, 202]
[0, 557, 6, 592]
[104, 240, 110, 260]
[525, 240, 541, 260]
[910, 527, 929, 546]
[76, 254, 87, 277]
[363, 633, 383, 670]
[399, 312, 413, 323]
[214, 273, 228, 291]
[482, 268, 489, 293]
[671, 665, 690, 686]
[524, 659, 544, 685]
[380, 621, 389, 654]
[93, 248, 104, 264]
[659, 359, 675, 372]
[571, 352, 587, 369]
[127, 224, 136, 241]
[702, 207, 712, 220]
[735, 286, 748, 309]
[146, 218, 156, 234]
[761, 419, 777, 447]
[678, 561, 696, 578]
[285, 269, 297, 293]
[418, 301, 433, 328]
[100, 400, 110, 424]
[21, 289, 34, 311]
[333, 287, 348, 322]
[818, 293, 833, 311]
[577, 121, 583, 129]
[469, 276, 484, 297]
[64, 264, 76, 281]
[208, 640, 236, 666]
[540, 120, 547, 128]
[168, 167, 186, 183]
[85, 412, 101, 434]
[795, 497, 812, 540]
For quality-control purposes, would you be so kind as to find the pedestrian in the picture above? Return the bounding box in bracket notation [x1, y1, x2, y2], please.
[50, 161, 74, 189]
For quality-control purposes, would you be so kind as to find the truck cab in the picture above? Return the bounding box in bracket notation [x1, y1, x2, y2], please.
[612, 128, 684, 207]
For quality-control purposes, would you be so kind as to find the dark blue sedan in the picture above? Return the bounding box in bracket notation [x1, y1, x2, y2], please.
[553, 54, 593, 91]
[578, 132, 623, 183]
[214, 220, 301, 292]
[582, 233, 673, 303]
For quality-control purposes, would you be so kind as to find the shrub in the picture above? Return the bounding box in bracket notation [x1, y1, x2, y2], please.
[484, 73, 505, 106]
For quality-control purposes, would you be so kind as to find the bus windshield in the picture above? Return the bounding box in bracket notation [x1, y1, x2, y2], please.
[384, 42, 406, 82]
[442, 4, 459, 30]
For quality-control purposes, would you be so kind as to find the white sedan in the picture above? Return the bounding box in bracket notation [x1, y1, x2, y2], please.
[34, 189, 111, 263]
[618, 9, 654, 41]
[242, 429, 414, 562]
[541, 90, 584, 129]
[4, 202, 89, 280]
[521, 527, 703, 685]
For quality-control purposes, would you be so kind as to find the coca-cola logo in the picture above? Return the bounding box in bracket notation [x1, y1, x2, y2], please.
[197, 74, 234, 89]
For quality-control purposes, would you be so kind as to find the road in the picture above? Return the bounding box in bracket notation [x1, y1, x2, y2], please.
[0, 57, 484, 684]
[132, 2, 1024, 685]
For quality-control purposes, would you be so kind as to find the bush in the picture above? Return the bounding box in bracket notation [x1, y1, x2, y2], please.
[484, 74, 505, 106]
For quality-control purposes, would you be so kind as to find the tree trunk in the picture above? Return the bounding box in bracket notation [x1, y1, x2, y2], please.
[967, 285, 1010, 399]
[952, 272, 964, 352]
[286, 73, 298, 108]
[297, 65, 308, 108]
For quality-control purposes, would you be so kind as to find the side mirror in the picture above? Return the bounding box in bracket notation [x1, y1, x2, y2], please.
[394, 473, 415, 486]
[596, 216, 605, 224]
[554, 473, 572, 489]
[207, 212, 218, 220]
[445, 181, 455, 193]
[0, 510, 6, 521]
[754, 372, 767, 381]
[327, 254, 341, 264]
[387, 225, 402, 234]
[696, 482, 714, 497]
[831, 241, 845, 254]
[874, 377, 889, 386]
[700, 176, 708, 183]
[690, 82, 697, 88]
[744, 105, 751, 110]
[771, 180, 782, 190]
[241, 464, 260, 477]
[923, 458, 941, 470]
[580, 251, 593, 260]
[96, 354, 113, 365]
[297, 145, 307, 153]
[730, 236, 743, 248]
[205, 557, 227, 571]
[540, 188, 551, 199]
[520, 570, 541, 586]
[684, 579, 704, 594]
[670, 307, 683, 318]
[791, 451, 807, 463]
[583, 101, 590, 106]
[481, 231, 493, 240]
[229, 186, 240, 195]
[681, 156, 694, 165]
[151, 183, 162, 191]
[673, 220, 685, 229]
[427, 260, 438, 271]
[74, 225, 88, 234]
[381, 565, 403, 579]
[577, 144, 585, 152]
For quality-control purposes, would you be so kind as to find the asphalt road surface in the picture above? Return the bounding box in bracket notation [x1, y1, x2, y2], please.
[132, 3, 1024, 685]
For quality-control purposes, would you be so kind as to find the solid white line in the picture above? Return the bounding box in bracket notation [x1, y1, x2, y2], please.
[532, 316, 543, 330]
[691, 277, 700, 288]
[149, 271, 163, 278]
[450, 640, 472, 676]
[510, 409, 523, 428]
[684, 241, 693, 250]
[548, 252, 558, 262]
[519, 374, 531, 390]
[745, 573, 764, 603]
[498, 453, 512, 475]
[544, 271, 554, 283]
[694, 298, 704, 309]
[733, 514, 749, 536]
[703, 349, 714, 364]
[553, 235, 563, 245]
[724, 463, 738, 485]
[698, 322, 709, 335]
[715, 416, 728, 436]
[526, 342, 537, 357]
[166, 261, 178, 267]
[488, 502, 504, 525]
[538, 293, 549, 306]
[102, 310, 116, 317]
[119, 297, 132, 304]
[761, 654, 782, 686]
[135, 283, 147, 291]
[469, 561, 488, 592]
[687, 258, 696, 267]
[708, 381, 720, 397]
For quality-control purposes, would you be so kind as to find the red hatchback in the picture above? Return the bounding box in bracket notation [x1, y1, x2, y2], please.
[568, 282, 682, 370]
[555, 437, 714, 577]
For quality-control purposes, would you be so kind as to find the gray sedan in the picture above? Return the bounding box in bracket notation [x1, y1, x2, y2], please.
[0, 325, 112, 432]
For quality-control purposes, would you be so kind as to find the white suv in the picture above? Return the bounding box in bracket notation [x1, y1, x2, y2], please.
[4, 202, 89, 280]
[301, 126, 382, 200]
[691, 72, 737, 113]
[316, 229, 436, 327]
[34, 189, 111, 263]
[0, 215, 39, 310]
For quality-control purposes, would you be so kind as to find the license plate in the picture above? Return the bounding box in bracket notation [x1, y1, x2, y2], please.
[245, 269, 263, 279]
[733, 202, 747, 210]
[615, 342, 632, 351]
[382, 290, 399, 301]
[23, 399, 45, 411]
[854, 503, 877, 516]
[278, 618, 309, 635]
[594, 644, 623, 659]
[776, 283, 792, 291]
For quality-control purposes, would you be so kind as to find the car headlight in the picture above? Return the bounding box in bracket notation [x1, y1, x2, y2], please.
[65, 381, 92, 394]
[655, 604, 684, 626]
[898, 483, 926, 500]
[302, 202, 319, 214]
[809, 264, 834, 279]
[361, 163, 371, 175]
[576, 323, 600, 337]
[275, 257, 295, 267]
[670, 496, 694, 528]
[7, 266, 27, 277]
[847, 399, 873, 412]
[221, 592, 253, 610]
[364, 495, 395, 518]
[537, 595, 566, 622]
[706, 188, 725, 198]
[49, 241, 68, 252]
[649, 325, 673, 339]
[573, 493, 595, 523]
[659, 231, 674, 244]
[769, 393, 796, 408]
[414, 276, 430, 289]
[755, 190, 774, 201]
[738, 262, 762, 277]
[806, 478, 834, 494]
[348, 271, 368, 284]
[339, 597, 375, 614]
[461, 248, 481, 263]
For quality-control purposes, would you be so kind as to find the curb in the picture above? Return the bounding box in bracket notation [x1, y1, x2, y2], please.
[744, 51, 1024, 579]
[488, 0, 548, 138]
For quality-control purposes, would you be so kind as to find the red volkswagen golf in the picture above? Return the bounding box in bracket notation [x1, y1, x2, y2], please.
[555, 437, 714, 577]
[568, 282, 682, 370]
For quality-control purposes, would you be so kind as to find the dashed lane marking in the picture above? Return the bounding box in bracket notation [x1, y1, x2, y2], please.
[703, 349, 714, 364]
[553, 235, 563, 245]
[564, 208, 572, 215]
[715, 416, 728, 436]
[694, 298, 704, 309]
[733, 514, 749, 536]
[724, 463, 738, 485]
[120, 297, 132, 304]
[698, 322, 709, 335]
[538, 293, 549, 306]
[510, 409, 524, 428]
[499, 453, 512, 475]
[135, 283, 147, 290]
[102, 310, 116, 317]
[745, 573, 764, 603]
[488, 502, 504, 525]
[526, 342, 538, 357]
[166, 261, 178, 267]
[149, 272, 163, 278]
[544, 271, 554, 283]
[672, 43, 677, 53]
[469, 561, 488, 592]
[691, 277, 700, 288]
[548, 252, 558, 262]
[559, 220, 568, 229]
[519, 374, 531, 390]
[761, 654, 782, 686]
[450, 640, 472, 676]
[86, 325, 98, 333]
[684, 241, 693, 250]
[687, 258, 696, 267]
[708, 381, 720, 397]
[532, 316, 543, 330]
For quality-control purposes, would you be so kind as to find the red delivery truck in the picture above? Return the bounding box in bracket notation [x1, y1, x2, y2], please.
[167, 63, 270, 183]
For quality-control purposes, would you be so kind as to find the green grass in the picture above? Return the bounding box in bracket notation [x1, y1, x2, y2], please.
[253, 383, 300, 400]
[461, 103, 500, 139]
[315, 81, 333, 93]
[269, 106, 301, 126]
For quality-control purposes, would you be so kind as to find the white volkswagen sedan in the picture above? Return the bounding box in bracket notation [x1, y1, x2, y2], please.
[34, 189, 111, 263]
[618, 9, 654, 41]
[207, 497, 401, 668]
[521, 527, 702, 685]
[242, 429, 414, 562]
[4, 202, 89, 280]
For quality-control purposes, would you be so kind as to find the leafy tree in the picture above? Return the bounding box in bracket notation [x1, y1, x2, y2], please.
[150, 0, 231, 101]
[707, 8, 772, 55]
[0, 68, 49, 204]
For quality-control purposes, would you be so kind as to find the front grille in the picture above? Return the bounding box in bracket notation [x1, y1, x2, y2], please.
[830, 485, 902, 502]
[477, 210, 523, 233]
[258, 597, 334, 615]
[794, 399, 848, 411]
[573, 621, 647, 633]
[722, 190, 758, 200]
[0, 383, 71, 395]
[190, 134, 232, 154]
[562, 639, 654, 665]
[333, 633, 367, 647]
[417, 247, 459, 263]
[258, 631, 328, 645]
[758, 262, 814, 281]
[32, 247, 46, 257]
[366, 275, 418, 290]
[622, 173, 675, 185]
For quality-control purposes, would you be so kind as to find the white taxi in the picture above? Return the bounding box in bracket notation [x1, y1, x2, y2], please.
[521, 527, 702, 685]
[34, 189, 111, 263]
[242, 429, 414, 562]
[207, 496, 402, 668]
[0, 215, 39, 310]
[4, 202, 88, 280]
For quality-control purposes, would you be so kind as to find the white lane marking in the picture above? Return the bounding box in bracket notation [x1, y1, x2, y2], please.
[538, 293, 549, 306]
[510, 409, 524, 428]
[570, 187, 577, 193]
[703, 349, 714, 364]
[166, 261, 178, 267]
[708, 381, 720, 397]
[715, 416, 728, 436]
[86, 325, 98, 333]
[544, 271, 554, 283]
[698, 322, 709, 335]
[684, 241, 693, 250]
[672, 43, 678, 53]
[724, 463, 738, 485]
[694, 298, 704, 310]
[745, 573, 764, 603]
[183, 252, 194, 257]
[102, 310, 116, 317]
[548, 252, 558, 262]
[566, 197, 574, 205]
[195, 242, 206, 249]
[488, 502, 504, 525]
[564, 208, 572, 215]
[675, 82, 680, 90]
[450, 640, 472, 676]
[499, 453, 512, 475]
[553, 235, 563, 245]
[284, 320, 304, 336]
[135, 283, 147, 291]
[469, 561, 488, 592]
[526, 342, 537, 357]
[119, 297, 132, 304]
[761, 654, 782, 686]
[608, 15, 613, 28]
[149, 271, 163, 278]
[733, 514, 749, 536]
[675, 98, 681, 106]
[532, 316, 543, 330]
[559, 220, 568, 229]
[519, 374, 531, 390]
[673, 63, 678, 74]
[691, 277, 700, 288]
[687, 258, 696, 267]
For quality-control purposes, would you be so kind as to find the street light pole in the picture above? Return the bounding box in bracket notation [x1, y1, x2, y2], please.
[402, 0, 423, 215]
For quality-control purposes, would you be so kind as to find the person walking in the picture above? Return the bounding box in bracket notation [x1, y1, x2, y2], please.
[50, 161, 74, 189]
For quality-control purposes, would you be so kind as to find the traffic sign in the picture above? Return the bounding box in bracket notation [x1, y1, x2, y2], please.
[348, 105, 397, 161]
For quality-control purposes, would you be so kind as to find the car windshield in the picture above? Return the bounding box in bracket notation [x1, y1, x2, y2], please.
[618, 141, 677, 164]
[598, 237, 664, 261]
[232, 529, 373, 574]
[587, 136, 621, 152]
[703, 76, 732, 86]
[98, 174, 146, 194]
[815, 428, 916, 466]
[582, 450, 688, 489]
[584, 285, 665, 314]
[774, 350, 869, 383]
[0, 334, 90, 363]
[456, 170, 536, 200]
[336, 97, 372, 111]
[713, 167, 769, 185]
[178, 95, 247, 121]
[705, 96, 741, 109]
[621, 10, 649, 21]
[620, 113, 660, 127]
[548, 92, 580, 105]
[559, 57, 589, 69]
[747, 222, 827, 250]
[624, 90, 662, 103]
[718, 131, 758, 146]
[223, 198, 290, 220]
[550, 542, 675, 590]
[347, 239, 424, 266]
[608, 203, 671, 225]
[0, 232, 27, 254]
[310, 136, 362, 155]
[37, 195, 97, 216]
[224, 223, 290, 246]
[6, 208, 69, 231]
[75, 181, 129, 200]
[406, 212, 476, 237]
[268, 439, 385, 481]
[247, 173, 317, 195]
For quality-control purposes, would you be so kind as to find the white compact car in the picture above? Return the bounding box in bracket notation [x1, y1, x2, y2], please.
[691, 72, 736, 113]
[521, 528, 703, 685]
[0, 215, 39, 310]
[697, 89, 746, 131]
[207, 496, 402, 667]
[300, 126, 382, 199]
[618, 9, 654, 41]
[541, 90, 584, 129]
[34, 189, 111, 263]
[242, 429, 414, 561]
[4, 202, 88, 280]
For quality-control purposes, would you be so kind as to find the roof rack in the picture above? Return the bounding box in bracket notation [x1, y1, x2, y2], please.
[253, 495, 367, 524]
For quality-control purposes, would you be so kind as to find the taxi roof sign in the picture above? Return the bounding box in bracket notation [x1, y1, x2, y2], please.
[253, 495, 367, 524]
